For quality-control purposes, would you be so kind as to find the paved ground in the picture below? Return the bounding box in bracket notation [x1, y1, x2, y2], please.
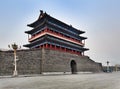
[0, 72, 120, 89]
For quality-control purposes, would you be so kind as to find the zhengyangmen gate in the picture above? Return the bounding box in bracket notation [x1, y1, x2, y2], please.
[0, 11, 102, 75]
[24, 10, 88, 56]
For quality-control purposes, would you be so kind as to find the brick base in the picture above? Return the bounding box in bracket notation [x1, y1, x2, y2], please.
[0, 48, 103, 76]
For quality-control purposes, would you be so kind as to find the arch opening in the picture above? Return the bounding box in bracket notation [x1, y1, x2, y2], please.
[70, 60, 77, 74]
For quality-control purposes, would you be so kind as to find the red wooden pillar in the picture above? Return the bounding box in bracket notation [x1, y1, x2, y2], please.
[59, 46, 61, 51]
[46, 44, 48, 48]
[45, 44, 46, 48]
[53, 45, 55, 50]
[56, 46, 58, 50]
[71, 50, 73, 53]
[66, 48, 68, 52]
[74, 50, 76, 54]
[64, 48, 66, 52]
[55, 45, 56, 50]
[44, 44, 46, 48]
[50, 44, 52, 49]
[61, 47, 63, 51]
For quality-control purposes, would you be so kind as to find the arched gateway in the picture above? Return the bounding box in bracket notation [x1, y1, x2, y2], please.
[70, 60, 77, 74]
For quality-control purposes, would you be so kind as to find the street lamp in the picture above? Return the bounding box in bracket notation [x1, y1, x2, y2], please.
[8, 43, 18, 77]
[106, 61, 110, 72]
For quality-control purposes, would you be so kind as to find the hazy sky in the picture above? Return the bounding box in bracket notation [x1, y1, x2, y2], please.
[0, 0, 120, 66]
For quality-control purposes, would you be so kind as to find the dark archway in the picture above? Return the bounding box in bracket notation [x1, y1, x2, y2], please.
[70, 60, 77, 74]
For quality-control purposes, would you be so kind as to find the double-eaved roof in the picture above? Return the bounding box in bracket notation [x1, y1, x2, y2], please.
[26, 10, 85, 35]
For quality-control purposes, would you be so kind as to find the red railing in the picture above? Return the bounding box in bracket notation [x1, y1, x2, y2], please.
[29, 28, 85, 46]
[39, 44, 82, 56]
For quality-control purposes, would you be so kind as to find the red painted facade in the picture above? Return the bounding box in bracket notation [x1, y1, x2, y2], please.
[29, 28, 84, 46]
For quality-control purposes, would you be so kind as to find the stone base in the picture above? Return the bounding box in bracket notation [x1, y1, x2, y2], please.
[0, 49, 103, 75]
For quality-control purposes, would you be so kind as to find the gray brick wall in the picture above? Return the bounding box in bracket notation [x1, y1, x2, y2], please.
[43, 49, 102, 73]
[0, 49, 102, 76]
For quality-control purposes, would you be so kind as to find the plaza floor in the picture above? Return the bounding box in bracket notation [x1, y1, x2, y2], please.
[0, 72, 120, 89]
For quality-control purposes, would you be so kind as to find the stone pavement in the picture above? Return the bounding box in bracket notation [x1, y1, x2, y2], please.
[0, 72, 120, 89]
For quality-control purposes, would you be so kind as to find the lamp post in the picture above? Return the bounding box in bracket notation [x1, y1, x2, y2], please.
[9, 43, 18, 76]
[106, 61, 110, 72]
[115, 64, 119, 72]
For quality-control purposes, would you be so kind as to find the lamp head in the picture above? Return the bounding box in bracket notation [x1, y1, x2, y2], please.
[12, 43, 18, 50]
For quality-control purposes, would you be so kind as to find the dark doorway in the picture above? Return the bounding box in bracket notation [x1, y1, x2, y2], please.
[70, 60, 77, 74]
